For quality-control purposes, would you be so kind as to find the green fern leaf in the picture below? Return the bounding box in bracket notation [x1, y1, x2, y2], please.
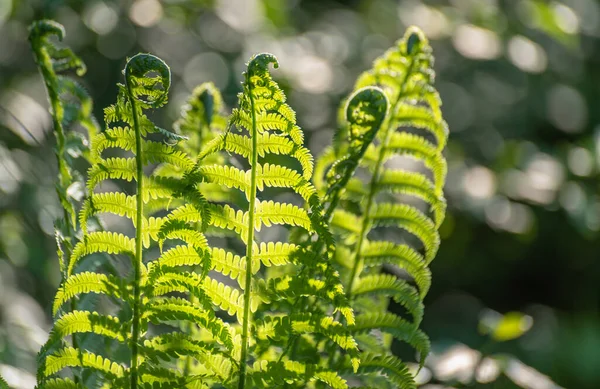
[68, 231, 135, 276]
[352, 353, 416, 389]
[144, 297, 233, 349]
[36, 378, 83, 389]
[53, 272, 124, 315]
[352, 274, 424, 325]
[43, 347, 126, 378]
[352, 313, 430, 366]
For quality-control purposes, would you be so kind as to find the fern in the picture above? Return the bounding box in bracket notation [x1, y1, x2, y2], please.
[33, 19, 449, 389]
[188, 53, 357, 389]
[313, 27, 448, 388]
[29, 20, 99, 229]
[36, 52, 225, 389]
[29, 20, 107, 386]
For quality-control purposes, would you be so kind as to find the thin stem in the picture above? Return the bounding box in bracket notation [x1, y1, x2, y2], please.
[31, 37, 81, 384]
[238, 74, 259, 389]
[125, 74, 144, 389]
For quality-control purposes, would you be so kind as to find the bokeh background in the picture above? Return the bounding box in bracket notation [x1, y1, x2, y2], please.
[1, 0, 599, 388]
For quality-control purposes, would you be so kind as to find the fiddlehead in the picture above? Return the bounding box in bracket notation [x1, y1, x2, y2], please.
[315, 26, 449, 388]
[29, 20, 103, 386]
[188, 53, 357, 389]
[37, 53, 225, 389]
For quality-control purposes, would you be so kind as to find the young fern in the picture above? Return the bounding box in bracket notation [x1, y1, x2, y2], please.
[314, 27, 448, 388]
[29, 20, 105, 386]
[37, 53, 230, 389]
[29, 19, 101, 279]
[32, 19, 449, 389]
[189, 53, 357, 389]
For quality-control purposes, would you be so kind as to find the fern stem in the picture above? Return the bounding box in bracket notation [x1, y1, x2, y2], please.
[346, 62, 415, 297]
[238, 72, 259, 389]
[125, 72, 144, 389]
[30, 32, 83, 384]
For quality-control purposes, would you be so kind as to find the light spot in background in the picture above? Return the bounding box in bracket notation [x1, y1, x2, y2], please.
[567, 146, 593, 176]
[361, 34, 392, 65]
[477, 357, 501, 383]
[289, 91, 331, 129]
[83, 1, 119, 35]
[527, 153, 564, 192]
[306, 29, 350, 65]
[0, 91, 50, 144]
[437, 82, 474, 132]
[586, 200, 600, 231]
[129, 0, 163, 27]
[453, 24, 501, 60]
[5, 293, 49, 352]
[479, 309, 534, 341]
[428, 344, 480, 383]
[0, 364, 36, 389]
[508, 35, 547, 73]
[517, 153, 564, 204]
[595, 126, 600, 167]
[547, 84, 587, 133]
[183, 52, 230, 91]
[97, 24, 137, 59]
[553, 3, 580, 34]
[291, 55, 333, 94]
[197, 13, 242, 53]
[559, 181, 585, 213]
[0, 145, 21, 195]
[569, 0, 600, 35]
[216, 0, 264, 33]
[463, 166, 496, 199]
[485, 196, 512, 227]
[505, 358, 565, 389]
[398, 3, 450, 39]
[485, 197, 533, 234]
[407, 363, 432, 385]
[0, 0, 11, 26]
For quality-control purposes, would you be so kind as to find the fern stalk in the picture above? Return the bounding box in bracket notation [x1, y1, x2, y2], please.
[237, 67, 260, 389]
[124, 60, 144, 389]
[29, 21, 92, 385]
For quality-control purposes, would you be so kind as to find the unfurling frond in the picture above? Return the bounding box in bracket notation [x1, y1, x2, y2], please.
[313, 26, 448, 386]
[38, 52, 218, 389]
[35, 19, 449, 389]
[191, 53, 355, 389]
[29, 19, 100, 277]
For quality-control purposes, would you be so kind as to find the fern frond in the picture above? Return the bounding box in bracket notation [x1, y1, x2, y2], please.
[144, 297, 233, 349]
[44, 311, 126, 351]
[29, 20, 99, 231]
[43, 347, 126, 378]
[68, 231, 135, 276]
[37, 377, 83, 389]
[352, 313, 430, 366]
[190, 53, 354, 389]
[352, 274, 424, 325]
[256, 314, 359, 369]
[360, 241, 431, 297]
[369, 203, 439, 262]
[250, 360, 348, 389]
[351, 353, 416, 389]
[310, 26, 448, 387]
[41, 48, 217, 388]
[53, 272, 124, 315]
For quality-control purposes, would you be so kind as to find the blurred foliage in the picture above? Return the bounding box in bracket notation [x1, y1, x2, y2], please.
[1, 0, 600, 388]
